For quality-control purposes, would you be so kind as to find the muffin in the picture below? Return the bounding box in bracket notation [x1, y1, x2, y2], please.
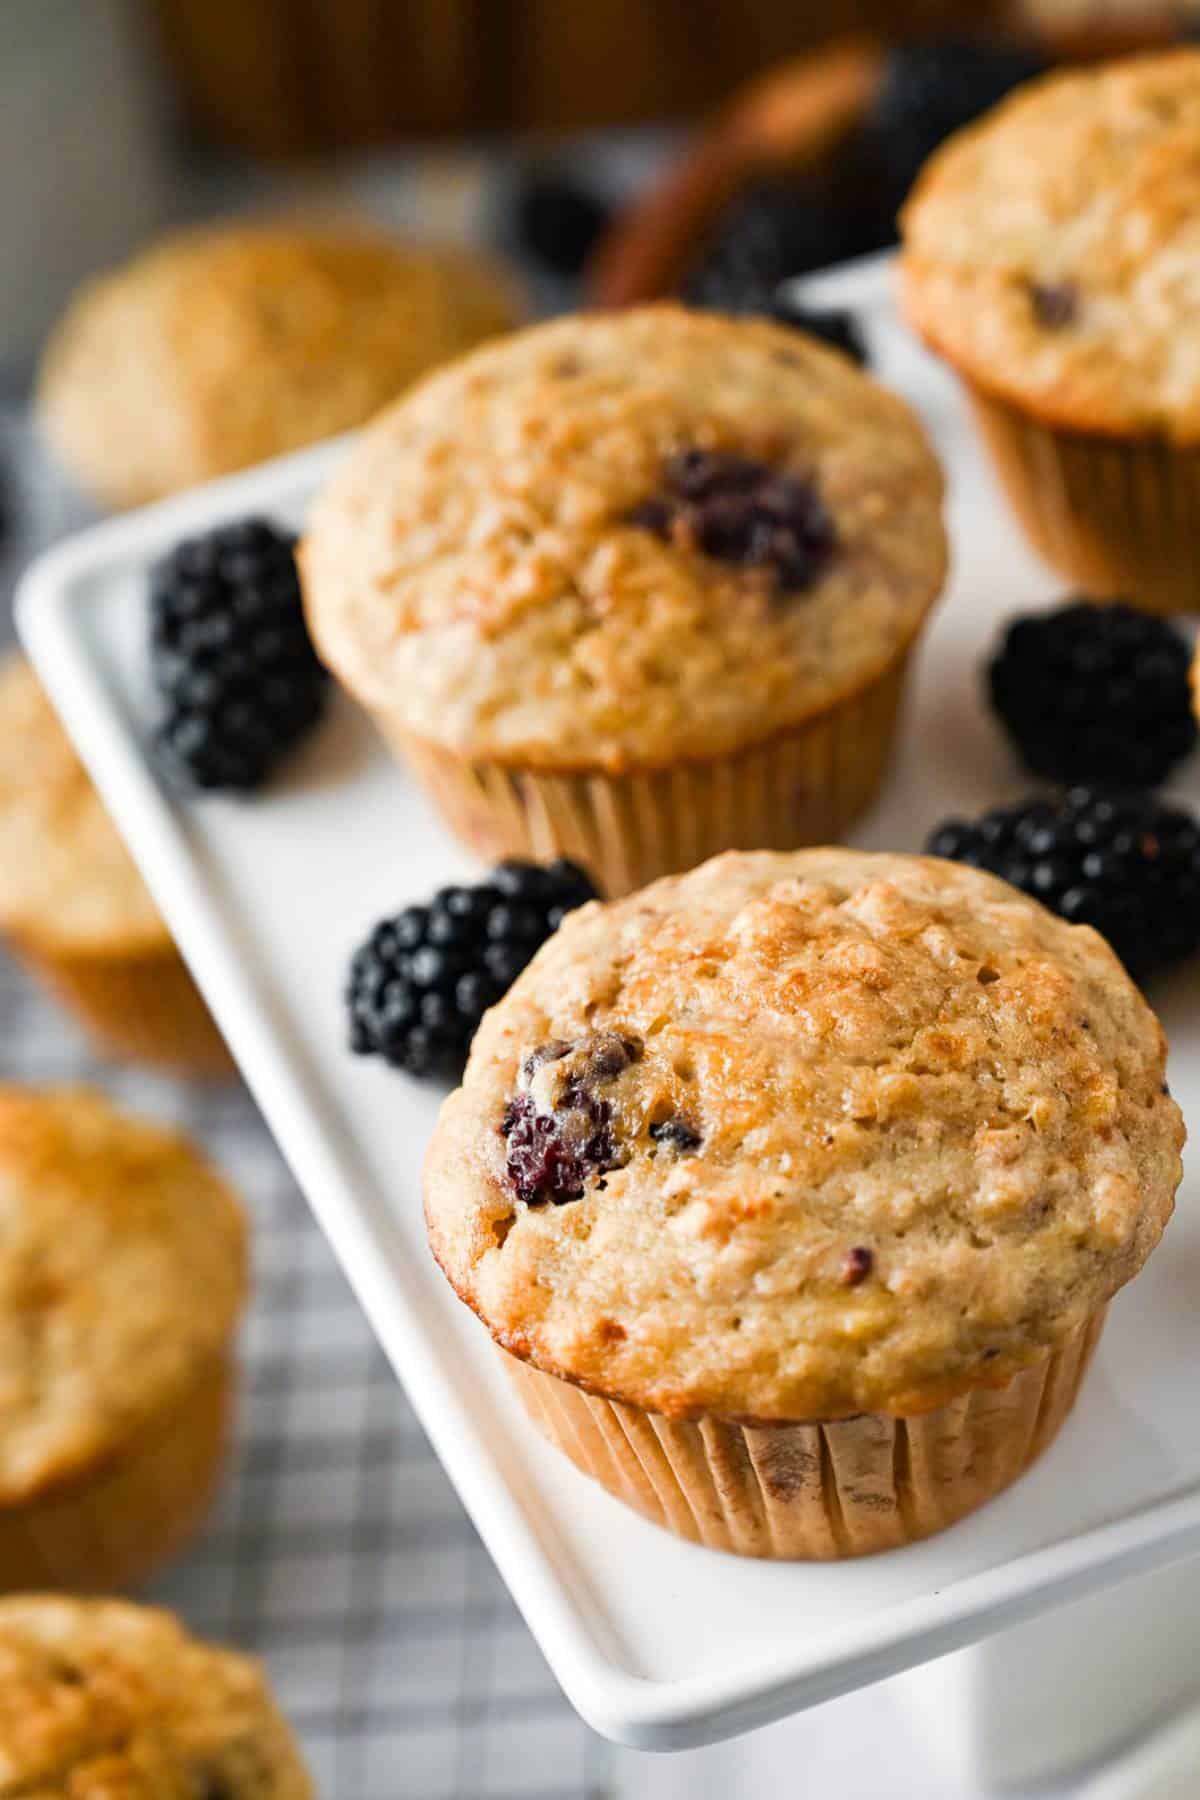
[425, 849, 1182, 1559]
[0, 1595, 311, 1794]
[302, 306, 947, 896]
[0, 654, 231, 1075]
[0, 1086, 248, 1591]
[36, 219, 521, 509]
[902, 49, 1200, 614]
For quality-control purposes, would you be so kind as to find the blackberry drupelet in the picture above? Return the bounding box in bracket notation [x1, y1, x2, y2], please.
[346, 859, 598, 1078]
[926, 789, 1200, 979]
[989, 601, 1197, 789]
[150, 518, 327, 791]
[865, 38, 1048, 216]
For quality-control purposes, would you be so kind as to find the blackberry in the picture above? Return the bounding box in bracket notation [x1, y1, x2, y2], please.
[629, 449, 835, 594]
[925, 789, 1200, 979]
[150, 518, 327, 791]
[510, 168, 612, 279]
[684, 134, 896, 304]
[865, 38, 1047, 217]
[346, 859, 598, 1078]
[988, 601, 1197, 789]
[501, 1029, 640, 1205]
[766, 298, 868, 365]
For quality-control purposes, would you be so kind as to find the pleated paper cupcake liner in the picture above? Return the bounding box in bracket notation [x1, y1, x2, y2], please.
[9, 933, 234, 1079]
[0, 1354, 235, 1593]
[502, 1309, 1106, 1559]
[967, 386, 1200, 616]
[378, 651, 912, 898]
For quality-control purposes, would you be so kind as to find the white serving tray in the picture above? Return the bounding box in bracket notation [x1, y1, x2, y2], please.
[18, 254, 1200, 1752]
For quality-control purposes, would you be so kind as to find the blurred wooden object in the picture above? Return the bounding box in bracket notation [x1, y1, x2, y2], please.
[144, 0, 1007, 152]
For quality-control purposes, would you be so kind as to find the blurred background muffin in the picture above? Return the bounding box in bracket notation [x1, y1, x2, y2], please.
[0, 1085, 247, 1593]
[36, 220, 522, 508]
[0, 652, 231, 1074]
[0, 1594, 311, 1794]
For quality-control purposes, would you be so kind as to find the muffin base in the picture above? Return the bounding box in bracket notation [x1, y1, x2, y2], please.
[8, 932, 234, 1079]
[503, 1310, 1105, 1558]
[382, 653, 911, 897]
[0, 1353, 234, 1593]
[967, 387, 1200, 615]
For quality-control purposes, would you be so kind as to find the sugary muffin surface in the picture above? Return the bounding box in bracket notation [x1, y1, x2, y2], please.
[36, 221, 520, 507]
[425, 850, 1182, 1421]
[301, 306, 946, 771]
[0, 656, 167, 953]
[902, 49, 1200, 441]
[0, 1088, 247, 1503]
[0, 1596, 310, 1796]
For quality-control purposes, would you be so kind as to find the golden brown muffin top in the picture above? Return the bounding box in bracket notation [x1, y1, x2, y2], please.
[425, 850, 1182, 1422]
[0, 1087, 247, 1504]
[0, 1596, 311, 1797]
[901, 49, 1200, 441]
[301, 306, 946, 772]
[0, 655, 169, 956]
[36, 220, 521, 508]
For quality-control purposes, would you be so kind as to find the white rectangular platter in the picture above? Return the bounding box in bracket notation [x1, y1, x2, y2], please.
[18, 254, 1200, 1752]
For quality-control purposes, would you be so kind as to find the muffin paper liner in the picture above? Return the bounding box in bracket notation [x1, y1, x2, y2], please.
[378, 651, 912, 898]
[8, 933, 234, 1078]
[0, 1354, 234, 1593]
[502, 1309, 1106, 1559]
[967, 387, 1200, 616]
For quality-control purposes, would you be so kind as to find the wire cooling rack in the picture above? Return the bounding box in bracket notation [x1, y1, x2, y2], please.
[0, 416, 609, 1800]
[0, 932, 609, 1800]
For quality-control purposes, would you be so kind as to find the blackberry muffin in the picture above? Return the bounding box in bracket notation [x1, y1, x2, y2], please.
[424, 850, 1182, 1558]
[302, 307, 947, 895]
[0, 1596, 311, 1794]
[37, 220, 521, 509]
[0, 1087, 248, 1592]
[902, 49, 1200, 613]
[0, 655, 230, 1074]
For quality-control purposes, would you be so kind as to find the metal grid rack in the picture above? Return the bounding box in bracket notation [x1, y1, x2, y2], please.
[0, 416, 610, 1798]
[0, 951, 609, 1799]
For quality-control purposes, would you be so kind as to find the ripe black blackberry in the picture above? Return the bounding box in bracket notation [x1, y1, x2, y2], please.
[346, 859, 598, 1078]
[509, 168, 612, 278]
[150, 518, 327, 791]
[925, 789, 1200, 979]
[864, 38, 1047, 216]
[988, 601, 1197, 789]
[683, 141, 893, 315]
[767, 299, 868, 365]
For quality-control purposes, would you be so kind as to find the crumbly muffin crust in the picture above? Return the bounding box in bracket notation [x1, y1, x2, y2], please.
[0, 656, 167, 954]
[901, 50, 1200, 442]
[37, 221, 520, 507]
[425, 850, 1182, 1421]
[301, 306, 946, 772]
[0, 1087, 247, 1504]
[0, 1596, 310, 1796]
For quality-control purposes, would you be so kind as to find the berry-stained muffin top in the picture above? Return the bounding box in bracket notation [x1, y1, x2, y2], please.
[36, 221, 521, 508]
[301, 307, 946, 772]
[0, 655, 170, 953]
[424, 850, 1182, 1422]
[901, 50, 1200, 441]
[0, 1087, 247, 1504]
[0, 1596, 311, 1797]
